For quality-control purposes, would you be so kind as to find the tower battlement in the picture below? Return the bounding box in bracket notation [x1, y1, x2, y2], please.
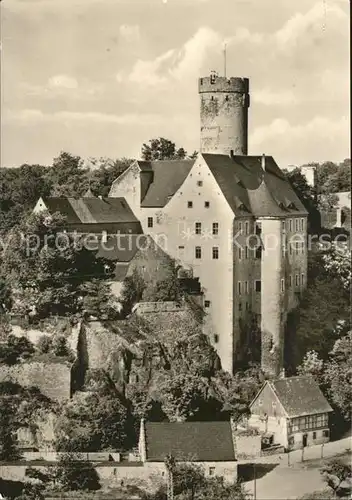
[199, 72, 250, 155]
[198, 76, 249, 94]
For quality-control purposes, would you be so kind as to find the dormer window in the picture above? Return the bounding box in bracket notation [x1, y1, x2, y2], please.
[197, 180, 203, 187]
[204, 201, 210, 208]
[188, 201, 193, 208]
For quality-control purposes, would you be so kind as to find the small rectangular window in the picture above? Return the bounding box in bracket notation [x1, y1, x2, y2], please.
[281, 279, 285, 292]
[245, 281, 249, 294]
[323, 430, 329, 438]
[212, 247, 219, 259]
[295, 274, 299, 286]
[238, 282, 242, 295]
[197, 180, 203, 187]
[204, 201, 210, 208]
[204, 300, 211, 308]
[214, 334, 219, 343]
[295, 242, 299, 254]
[147, 217, 153, 228]
[245, 221, 249, 235]
[255, 280, 261, 292]
[195, 246, 201, 259]
[301, 273, 304, 286]
[255, 222, 261, 235]
[209, 467, 215, 476]
[289, 275, 292, 288]
[212, 222, 219, 235]
[295, 219, 299, 231]
[195, 222, 202, 235]
[239, 302, 242, 311]
[301, 218, 304, 231]
[238, 248, 243, 260]
[239, 222, 243, 234]
[255, 246, 262, 259]
[245, 246, 249, 259]
[282, 221, 286, 232]
[188, 201, 193, 208]
[289, 219, 293, 232]
[313, 432, 317, 439]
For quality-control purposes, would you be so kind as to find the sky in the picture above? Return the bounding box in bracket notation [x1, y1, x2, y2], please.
[1, 0, 350, 168]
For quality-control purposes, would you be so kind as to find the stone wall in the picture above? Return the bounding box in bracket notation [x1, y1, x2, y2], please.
[0, 362, 71, 402]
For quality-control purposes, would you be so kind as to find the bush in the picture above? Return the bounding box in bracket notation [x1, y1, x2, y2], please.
[37, 335, 52, 354]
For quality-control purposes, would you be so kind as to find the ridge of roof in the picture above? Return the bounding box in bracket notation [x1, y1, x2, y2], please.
[202, 154, 307, 217]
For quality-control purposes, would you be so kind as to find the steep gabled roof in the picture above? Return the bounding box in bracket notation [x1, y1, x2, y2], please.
[269, 377, 333, 418]
[42, 198, 81, 223]
[138, 160, 194, 207]
[201, 154, 307, 217]
[144, 421, 235, 462]
[41, 197, 139, 224]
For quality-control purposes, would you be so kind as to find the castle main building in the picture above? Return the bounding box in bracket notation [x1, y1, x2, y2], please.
[109, 73, 308, 377]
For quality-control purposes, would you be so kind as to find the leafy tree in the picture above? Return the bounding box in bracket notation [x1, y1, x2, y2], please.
[157, 372, 216, 422]
[173, 463, 206, 499]
[320, 459, 352, 496]
[0, 335, 35, 365]
[141, 138, 190, 161]
[324, 332, 352, 420]
[283, 167, 320, 232]
[1, 211, 119, 321]
[45, 152, 88, 197]
[0, 399, 22, 461]
[297, 351, 325, 385]
[120, 269, 146, 315]
[0, 381, 54, 433]
[49, 452, 101, 492]
[86, 156, 133, 197]
[0, 164, 52, 230]
[292, 248, 351, 362]
[316, 159, 351, 194]
[55, 391, 133, 452]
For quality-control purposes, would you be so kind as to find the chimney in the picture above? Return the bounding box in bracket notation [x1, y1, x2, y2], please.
[261, 154, 266, 171]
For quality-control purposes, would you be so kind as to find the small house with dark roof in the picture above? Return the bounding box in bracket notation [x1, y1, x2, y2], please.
[138, 420, 237, 482]
[33, 196, 142, 236]
[248, 376, 333, 451]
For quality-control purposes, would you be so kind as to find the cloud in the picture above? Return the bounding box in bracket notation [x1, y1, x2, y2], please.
[252, 88, 297, 106]
[119, 24, 140, 43]
[48, 74, 78, 89]
[250, 115, 350, 163]
[20, 75, 103, 99]
[275, 2, 346, 49]
[4, 109, 162, 126]
[119, 27, 222, 86]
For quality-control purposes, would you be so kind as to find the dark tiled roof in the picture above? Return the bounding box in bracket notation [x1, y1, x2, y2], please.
[145, 421, 235, 462]
[139, 160, 194, 207]
[43, 198, 81, 223]
[42, 197, 138, 224]
[270, 376, 333, 418]
[96, 234, 149, 263]
[201, 154, 307, 217]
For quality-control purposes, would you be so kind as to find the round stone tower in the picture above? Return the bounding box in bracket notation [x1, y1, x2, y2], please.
[198, 72, 250, 155]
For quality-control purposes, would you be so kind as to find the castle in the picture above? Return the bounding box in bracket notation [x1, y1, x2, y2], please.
[35, 73, 308, 377]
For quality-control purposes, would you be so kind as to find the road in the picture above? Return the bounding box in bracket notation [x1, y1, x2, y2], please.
[242, 437, 351, 500]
